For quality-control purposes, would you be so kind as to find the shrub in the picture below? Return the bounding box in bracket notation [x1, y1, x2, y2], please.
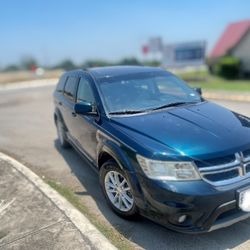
[215, 56, 241, 79]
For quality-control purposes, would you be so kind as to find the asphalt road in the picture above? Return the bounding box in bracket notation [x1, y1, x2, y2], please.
[1, 84, 250, 250]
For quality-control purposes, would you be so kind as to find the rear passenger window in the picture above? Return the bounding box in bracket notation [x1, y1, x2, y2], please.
[64, 77, 79, 100]
[56, 76, 67, 92]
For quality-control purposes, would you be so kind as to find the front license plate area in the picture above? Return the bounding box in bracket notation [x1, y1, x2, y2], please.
[239, 189, 250, 212]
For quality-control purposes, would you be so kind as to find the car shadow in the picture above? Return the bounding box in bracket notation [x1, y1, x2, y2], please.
[54, 139, 250, 250]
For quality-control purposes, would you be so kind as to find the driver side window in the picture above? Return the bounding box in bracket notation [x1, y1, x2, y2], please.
[77, 77, 95, 104]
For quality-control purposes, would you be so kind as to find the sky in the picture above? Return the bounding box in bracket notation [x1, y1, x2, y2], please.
[0, 0, 250, 67]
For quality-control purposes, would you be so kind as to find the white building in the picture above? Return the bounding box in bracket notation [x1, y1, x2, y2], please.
[210, 20, 250, 75]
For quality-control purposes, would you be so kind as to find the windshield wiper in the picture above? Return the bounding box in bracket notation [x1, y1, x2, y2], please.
[151, 101, 197, 111]
[109, 110, 145, 115]
[109, 102, 198, 115]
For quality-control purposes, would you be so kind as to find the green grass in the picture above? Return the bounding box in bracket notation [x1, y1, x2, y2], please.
[176, 70, 250, 92]
[189, 76, 250, 92]
[176, 69, 208, 81]
[0, 231, 7, 239]
[46, 179, 135, 250]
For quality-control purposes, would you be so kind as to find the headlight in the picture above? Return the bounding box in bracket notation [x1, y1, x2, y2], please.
[136, 155, 200, 181]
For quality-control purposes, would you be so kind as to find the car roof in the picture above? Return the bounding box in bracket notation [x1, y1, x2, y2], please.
[87, 66, 165, 79]
[61, 66, 167, 81]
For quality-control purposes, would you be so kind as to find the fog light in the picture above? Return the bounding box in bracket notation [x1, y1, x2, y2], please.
[178, 215, 187, 223]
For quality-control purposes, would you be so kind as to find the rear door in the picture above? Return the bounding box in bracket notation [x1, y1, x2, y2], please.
[60, 76, 79, 142]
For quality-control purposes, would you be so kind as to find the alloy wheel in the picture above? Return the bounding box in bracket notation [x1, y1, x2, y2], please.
[104, 170, 134, 212]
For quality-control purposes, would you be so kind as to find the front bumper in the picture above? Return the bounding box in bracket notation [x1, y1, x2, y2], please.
[133, 174, 250, 233]
[208, 200, 250, 232]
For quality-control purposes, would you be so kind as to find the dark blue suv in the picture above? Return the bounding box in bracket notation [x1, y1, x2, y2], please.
[53, 66, 250, 233]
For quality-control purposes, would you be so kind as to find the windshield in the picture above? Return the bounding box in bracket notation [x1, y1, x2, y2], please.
[98, 71, 202, 114]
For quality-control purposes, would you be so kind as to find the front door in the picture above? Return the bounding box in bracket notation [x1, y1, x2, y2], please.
[71, 75, 98, 161]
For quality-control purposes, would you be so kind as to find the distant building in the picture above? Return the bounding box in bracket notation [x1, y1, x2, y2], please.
[162, 41, 206, 68]
[142, 38, 206, 69]
[210, 20, 250, 74]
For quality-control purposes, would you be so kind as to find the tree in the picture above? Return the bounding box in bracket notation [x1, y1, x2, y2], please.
[142, 60, 161, 67]
[83, 60, 112, 68]
[118, 57, 141, 65]
[215, 56, 241, 79]
[4, 64, 20, 72]
[20, 57, 37, 70]
[54, 59, 77, 71]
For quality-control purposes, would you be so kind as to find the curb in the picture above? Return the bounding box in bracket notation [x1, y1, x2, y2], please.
[0, 78, 57, 91]
[0, 152, 117, 250]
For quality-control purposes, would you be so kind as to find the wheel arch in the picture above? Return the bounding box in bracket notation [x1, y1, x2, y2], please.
[97, 140, 135, 172]
[98, 146, 125, 170]
[54, 108, 68, 131]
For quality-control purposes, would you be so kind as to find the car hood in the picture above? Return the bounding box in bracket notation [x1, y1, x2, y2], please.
[109, 101, 250, 159]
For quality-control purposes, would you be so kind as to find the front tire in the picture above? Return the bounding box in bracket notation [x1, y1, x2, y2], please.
[100, 160, 138, 218]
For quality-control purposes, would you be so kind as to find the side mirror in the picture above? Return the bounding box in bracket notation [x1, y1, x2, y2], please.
[74, 101, 95, 115]
[193, 87, 202, 96]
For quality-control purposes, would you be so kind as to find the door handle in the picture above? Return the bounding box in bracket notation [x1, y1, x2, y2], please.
[58, 101, 62, 106]
[72, 112, 77, 117]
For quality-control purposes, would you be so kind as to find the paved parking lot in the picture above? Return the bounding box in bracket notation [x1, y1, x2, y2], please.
[0, 84, 250, 249]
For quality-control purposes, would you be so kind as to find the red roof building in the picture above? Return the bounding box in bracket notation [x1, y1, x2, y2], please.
[210, 20, 250, 73]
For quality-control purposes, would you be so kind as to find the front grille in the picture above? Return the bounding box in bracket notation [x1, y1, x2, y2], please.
[246, 163, 250, 173]
[195, 155, 236, 168]
[243, 149, 250, 159]
[203, 169, 239, 182]
[196, 151, 250, 186]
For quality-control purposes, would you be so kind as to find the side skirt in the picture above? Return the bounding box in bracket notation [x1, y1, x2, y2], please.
[66, 133, 99, 174]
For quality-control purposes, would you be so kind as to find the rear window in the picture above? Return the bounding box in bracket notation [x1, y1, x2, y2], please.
[64, 77, 79, 100]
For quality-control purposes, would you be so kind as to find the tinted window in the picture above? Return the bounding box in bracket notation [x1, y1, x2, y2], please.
[77, 77, 95, 104]
[64, 77, 79, 100]
[56, 75, 67, 92]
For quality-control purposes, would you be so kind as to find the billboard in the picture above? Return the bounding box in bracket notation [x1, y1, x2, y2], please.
[148, 37, 163, 53]
[162, 41, 206, 68]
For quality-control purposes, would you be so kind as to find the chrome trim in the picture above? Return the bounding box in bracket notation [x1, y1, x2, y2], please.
[243, 155, 250, 163]
[200, 166, 240, 175]
[199, 158, 240, 172]
[199, 152, 250, 186]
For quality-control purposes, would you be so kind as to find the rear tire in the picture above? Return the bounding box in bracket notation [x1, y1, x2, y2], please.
[100, 160, 138, 218]
[56, 118, 70, 148]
